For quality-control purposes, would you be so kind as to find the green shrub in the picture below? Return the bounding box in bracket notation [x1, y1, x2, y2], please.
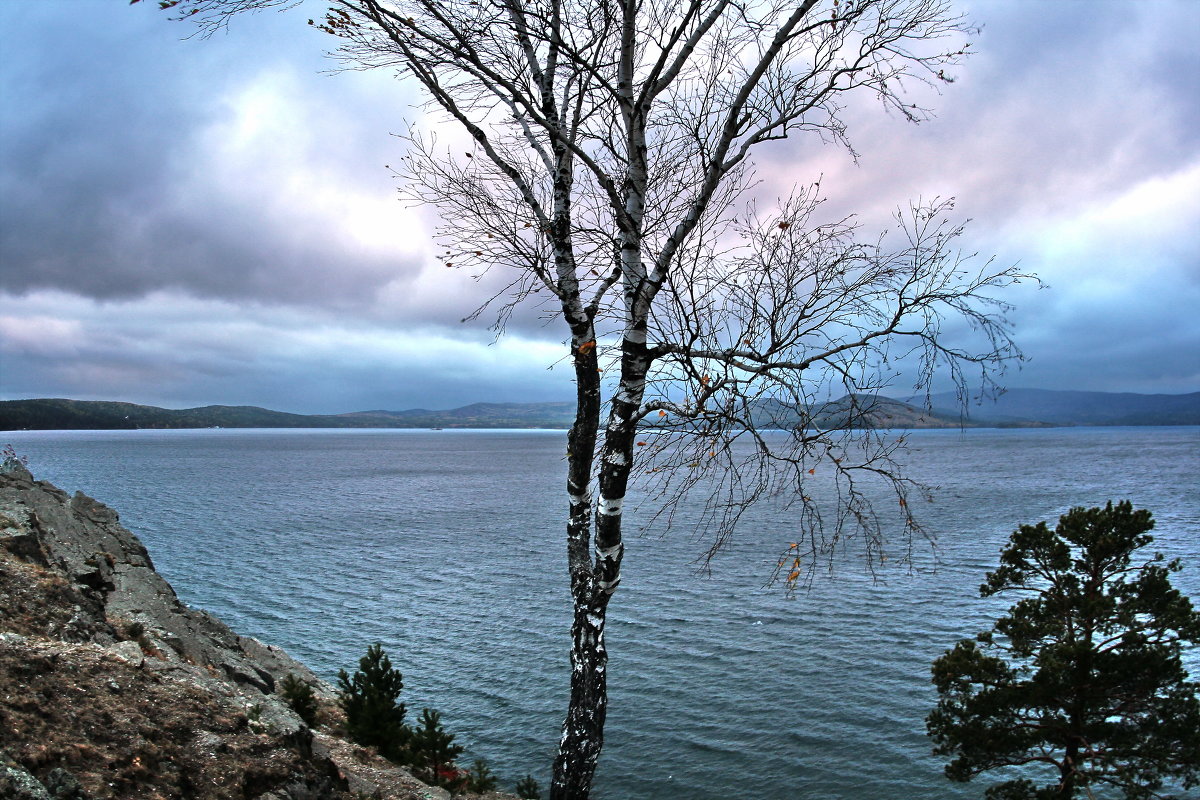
[336, 642, 500, 793]
[280, 673, 320, 727]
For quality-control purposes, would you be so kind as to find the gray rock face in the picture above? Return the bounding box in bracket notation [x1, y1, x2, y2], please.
[106, 639, 145, 667]
[0, 459, 517, 800]
[0, 460, 325, 703]
[0, 758, 53, 800]
[44, 768, 87, 800]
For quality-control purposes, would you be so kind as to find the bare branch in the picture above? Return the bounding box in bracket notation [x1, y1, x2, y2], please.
[156, 1, 1026, 795]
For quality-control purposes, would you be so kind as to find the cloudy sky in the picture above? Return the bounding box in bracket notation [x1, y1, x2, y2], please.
[1, 0, 1197, 413]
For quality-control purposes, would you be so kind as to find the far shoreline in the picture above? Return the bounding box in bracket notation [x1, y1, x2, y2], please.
[3, 390, 1199, 432]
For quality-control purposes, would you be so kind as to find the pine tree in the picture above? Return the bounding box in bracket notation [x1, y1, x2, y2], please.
[279, 673, 320, 727]
[337, 642, 409, 760]
[466, 758, 498, 793]
[515, 774, 543, 800]
[409, 707, 465, 790]
[928, 502, 1200, 799]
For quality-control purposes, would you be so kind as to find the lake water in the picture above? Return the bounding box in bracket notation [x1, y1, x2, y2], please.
[3, 426, 1198, 798]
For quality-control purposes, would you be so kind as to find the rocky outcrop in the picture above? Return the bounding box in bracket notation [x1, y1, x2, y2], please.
[0, 458, 518, 800]
[0, 459, 327, 696]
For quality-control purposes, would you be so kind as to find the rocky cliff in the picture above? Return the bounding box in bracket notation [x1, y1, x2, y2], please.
[0, 458, 518, 800]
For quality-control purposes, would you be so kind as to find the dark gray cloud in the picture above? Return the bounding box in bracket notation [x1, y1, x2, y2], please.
[1, 0, 1197, 411]
[1, 1, 433, 313]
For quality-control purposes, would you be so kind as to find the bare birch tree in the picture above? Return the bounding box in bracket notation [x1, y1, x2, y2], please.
[155, 0, 1033, 796]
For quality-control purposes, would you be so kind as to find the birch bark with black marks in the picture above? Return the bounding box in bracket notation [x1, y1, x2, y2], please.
[167, 1, 1037, 797]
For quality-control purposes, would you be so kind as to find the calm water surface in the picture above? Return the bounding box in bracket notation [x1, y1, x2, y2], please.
[4, 426, 1198, 799]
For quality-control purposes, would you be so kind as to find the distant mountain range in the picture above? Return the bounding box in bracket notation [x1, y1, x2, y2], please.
[1, 390, 1197, 432]
[0, 399, 579, 431]
[926, 388, 1200, 427]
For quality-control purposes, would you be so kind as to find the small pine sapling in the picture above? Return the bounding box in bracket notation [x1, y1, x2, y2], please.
[465, 758, 498, 792]
[337, 642, 410, 761]
[280, 673, 320, 727]
[409, 707, 465, 790]
[515, 774, 542, 799]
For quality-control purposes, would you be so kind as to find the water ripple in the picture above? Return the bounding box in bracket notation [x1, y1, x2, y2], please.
[6, 426, 1198, 799]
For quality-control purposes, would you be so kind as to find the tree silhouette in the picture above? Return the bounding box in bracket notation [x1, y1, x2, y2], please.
[928, 502, 1200, 799]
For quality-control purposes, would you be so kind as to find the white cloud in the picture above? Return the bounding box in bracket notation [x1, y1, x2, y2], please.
[0, 315, 85, 357]
[194, 68, 430, 263]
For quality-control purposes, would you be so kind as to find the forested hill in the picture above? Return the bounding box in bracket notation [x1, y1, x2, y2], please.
[925, 389, 1200, 427]
[1, 391, 1198, 431]
[0, 399, 579, 431]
